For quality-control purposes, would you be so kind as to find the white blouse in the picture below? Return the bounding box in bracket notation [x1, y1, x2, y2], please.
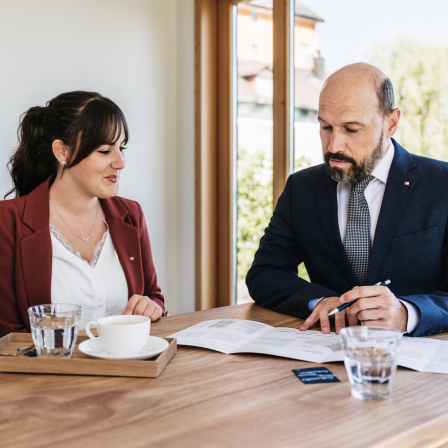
[49, 217, 129, 330]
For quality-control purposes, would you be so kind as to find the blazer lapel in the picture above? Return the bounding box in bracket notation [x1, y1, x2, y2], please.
[316, 170, 358, 285]
[21, 178, 53, 307]
[101, 198, 144, 297]
[366, 141, 418, 285]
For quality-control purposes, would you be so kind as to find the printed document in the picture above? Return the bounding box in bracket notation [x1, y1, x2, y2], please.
[169, 319, 448, 374]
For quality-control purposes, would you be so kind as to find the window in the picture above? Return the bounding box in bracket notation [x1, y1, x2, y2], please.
[195, 0, 294, 309]
[251, 44, 259, 60]
[236, 1, 274, 304]
[299, 44, 312, 66]
[196, 0, 448, 310]
[293, 4, 324, 176]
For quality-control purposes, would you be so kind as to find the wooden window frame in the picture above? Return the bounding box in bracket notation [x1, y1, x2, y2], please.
[195, 0, 293, 310]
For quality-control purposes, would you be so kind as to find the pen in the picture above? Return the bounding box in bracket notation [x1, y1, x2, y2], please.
[327, 280, 391, 316]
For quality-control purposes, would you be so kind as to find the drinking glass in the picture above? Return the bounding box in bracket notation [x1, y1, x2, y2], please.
[340, 327, 403, 400]
[28, 304, 81, 358]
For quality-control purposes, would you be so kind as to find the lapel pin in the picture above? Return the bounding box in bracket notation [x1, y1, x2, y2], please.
[404, 182, 409, 185]
[129, 257, 134, 261]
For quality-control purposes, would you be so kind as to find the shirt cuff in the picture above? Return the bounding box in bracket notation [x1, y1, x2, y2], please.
[398, 299, 420, 334]
[308, 297, 325, 312]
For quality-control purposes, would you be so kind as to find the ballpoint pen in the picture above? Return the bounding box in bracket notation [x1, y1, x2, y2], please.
[327, 280, 391, 316]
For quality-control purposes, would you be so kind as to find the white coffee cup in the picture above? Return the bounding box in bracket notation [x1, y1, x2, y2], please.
[85, 315, 150, 357]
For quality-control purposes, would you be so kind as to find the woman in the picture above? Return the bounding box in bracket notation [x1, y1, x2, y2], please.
[0, 91, 166, 338]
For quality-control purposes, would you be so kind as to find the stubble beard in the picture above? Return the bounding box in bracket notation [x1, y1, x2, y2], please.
[324, 131, 385, 184]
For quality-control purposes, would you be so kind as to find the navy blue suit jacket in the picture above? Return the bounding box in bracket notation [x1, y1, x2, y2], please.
[246, 140, 448, 337]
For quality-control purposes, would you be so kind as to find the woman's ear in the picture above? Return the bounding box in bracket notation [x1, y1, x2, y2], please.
[52, 139, 70, 164]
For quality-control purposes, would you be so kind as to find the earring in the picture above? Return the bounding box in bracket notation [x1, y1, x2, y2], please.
[61, 161, 66, 167]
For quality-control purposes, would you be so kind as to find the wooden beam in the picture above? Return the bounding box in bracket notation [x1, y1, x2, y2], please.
[195, 0, 235, 309]
[195, 0, 219, 310]
[217, 0, 235, 307]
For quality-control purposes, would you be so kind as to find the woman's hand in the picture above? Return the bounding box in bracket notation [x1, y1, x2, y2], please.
[123, 295, 163, 321]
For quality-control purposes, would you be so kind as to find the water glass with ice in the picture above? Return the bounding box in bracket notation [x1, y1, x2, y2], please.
[340, 327, 403, 400]
[28, 304, 81, 358]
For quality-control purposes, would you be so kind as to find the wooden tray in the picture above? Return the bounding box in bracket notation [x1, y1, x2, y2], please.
[0, 333, 176, 378]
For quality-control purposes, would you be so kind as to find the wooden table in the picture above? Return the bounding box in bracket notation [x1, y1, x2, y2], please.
[2, 304, 448, 448]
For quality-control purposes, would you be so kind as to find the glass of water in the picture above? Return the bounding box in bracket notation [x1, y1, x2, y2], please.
[28, 304, 81, 358]
[340, 327, 403, 400]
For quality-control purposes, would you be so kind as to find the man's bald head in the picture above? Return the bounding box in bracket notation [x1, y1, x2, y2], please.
[321, 63, 395, 117]
[318, 63, 400, 184]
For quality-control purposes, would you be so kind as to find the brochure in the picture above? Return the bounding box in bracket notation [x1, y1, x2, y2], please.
[169, 319, 448, 374]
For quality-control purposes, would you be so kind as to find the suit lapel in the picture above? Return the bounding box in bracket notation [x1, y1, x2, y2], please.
[21, 178, 53, 307]
[101, 198, 144, 297]
[366, 141, 418, 285]
[316, 170, 358, 285]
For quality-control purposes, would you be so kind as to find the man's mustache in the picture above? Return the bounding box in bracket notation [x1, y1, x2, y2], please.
[324, 152, 357, 166]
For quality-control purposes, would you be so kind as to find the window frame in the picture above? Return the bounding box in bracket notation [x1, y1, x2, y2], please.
[195, 0, 294, 309]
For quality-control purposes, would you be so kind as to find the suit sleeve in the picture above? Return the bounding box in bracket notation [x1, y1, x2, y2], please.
[400, 218, 448, 337]
[246, 176, 339, 318]
[0, 204, 27, 337]
[137, 203, 167, 316]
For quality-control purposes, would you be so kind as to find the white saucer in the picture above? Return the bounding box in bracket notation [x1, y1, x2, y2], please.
[78, 336, 169, 360]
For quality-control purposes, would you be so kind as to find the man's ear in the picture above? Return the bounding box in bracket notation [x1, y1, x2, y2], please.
[386, 108, 401, 138]
[52, 139, 70, 164]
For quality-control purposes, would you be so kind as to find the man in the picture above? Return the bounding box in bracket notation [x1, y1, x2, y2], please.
[246, 63, 448, 337]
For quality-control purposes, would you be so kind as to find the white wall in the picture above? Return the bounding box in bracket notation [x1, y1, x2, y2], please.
[0, 0, 195, 315]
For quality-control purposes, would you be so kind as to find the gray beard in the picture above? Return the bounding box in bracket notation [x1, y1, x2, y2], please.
[324, 132, 385, 184]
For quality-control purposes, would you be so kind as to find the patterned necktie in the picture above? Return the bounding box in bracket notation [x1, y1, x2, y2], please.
[344, 175, 374, 286]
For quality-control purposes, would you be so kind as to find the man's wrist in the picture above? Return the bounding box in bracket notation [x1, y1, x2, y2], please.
[308, 297, 325, 311]
[397, 299, 420, 334]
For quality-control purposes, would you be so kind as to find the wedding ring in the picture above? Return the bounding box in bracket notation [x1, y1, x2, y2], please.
[321, 305, 331, 313]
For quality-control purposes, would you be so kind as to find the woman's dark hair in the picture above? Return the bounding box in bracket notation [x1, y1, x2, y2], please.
[5, 91, 129, 198]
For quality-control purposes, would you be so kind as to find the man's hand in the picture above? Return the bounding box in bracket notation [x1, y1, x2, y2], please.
[123, 295, 163, 321]
[341, 286, 408, 332]
[299, 297, 345, 334]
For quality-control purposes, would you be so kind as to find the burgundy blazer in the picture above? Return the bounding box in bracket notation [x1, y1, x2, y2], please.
[0, 176, 166, 338]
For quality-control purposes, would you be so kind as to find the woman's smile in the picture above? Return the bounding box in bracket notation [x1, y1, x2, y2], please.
[105, 175, 118, 183]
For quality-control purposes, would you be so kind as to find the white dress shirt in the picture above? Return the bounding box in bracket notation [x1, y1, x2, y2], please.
[309, 139, 420, 333]
[50, 219, 129, 330]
